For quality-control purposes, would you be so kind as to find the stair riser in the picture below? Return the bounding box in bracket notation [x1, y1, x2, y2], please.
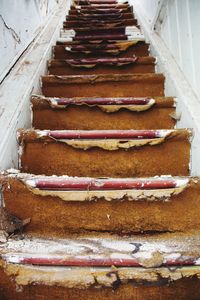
[74, 0, 125, 3]
[19, 132, 190, 177]
[63, 19, 137, 28]
[1, 266, 200, 300]
[48, 60, 155, 75]
[2, 177, 199, 236]
[42, 74, 164, 98]
[70, 4, 131, 9]
[62, 27, 141, 36]
[31, 99, 175, 130]
[66, 13, 134, 20]
[67, 27, 127, 35]
[53, 42, 149, 59]
[68, 9, 133, 15]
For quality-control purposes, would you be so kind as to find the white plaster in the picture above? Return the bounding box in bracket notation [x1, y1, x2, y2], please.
[0, 0, 70, 170]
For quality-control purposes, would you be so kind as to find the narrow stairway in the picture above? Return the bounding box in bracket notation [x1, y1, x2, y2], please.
[1, 0, 200, 299]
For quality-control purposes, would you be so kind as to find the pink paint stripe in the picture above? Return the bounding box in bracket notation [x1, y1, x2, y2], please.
[34, 178, 178, 191]
[6, 256, 198, 267]
[74, 9, 123, 14]
[67, 13, 125, 19]
[64, 19, 134, 26]
[74, 34, 127, 41]
[67, 43, 125, 52]
[48, 130, 160, 140]
[56, 97, 152, 106]
[66, 56, 137, 65]
[73, 4, 129, 9]
[75, 0, 119, 4]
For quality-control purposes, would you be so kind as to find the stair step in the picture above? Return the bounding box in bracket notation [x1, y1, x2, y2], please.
[62, 26, 139, 37]
[1, 233, 200, 299]
[66, 12, 134, 21]
[65, 26, 130, 36]
[2, 233, 200, 266]
[1, 172, 199, 236]
[18, 129, 190, 177]
[74, 0, 124, 4]
[63, 18, 137, 29]
[41, 74, 164, 98]
[71, 4, 131, 9]
[60, 27, 144, 42]
[31, 95, 175, 130]
[69, 7, 133, 14]
[48, 57, 155, 75]
[53, 41, 149, 59]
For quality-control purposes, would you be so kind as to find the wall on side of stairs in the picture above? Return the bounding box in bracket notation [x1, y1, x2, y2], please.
[0, 0, 64, 83]
[133, 0, 200, 100]
[132, 0, 200, 175]
[0, 0, 70, 170]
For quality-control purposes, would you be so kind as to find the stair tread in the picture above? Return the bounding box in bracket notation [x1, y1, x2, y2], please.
[31, 95, 176, 130]
[53, 41, 149, 58]
[31, 95, 174, 107]
[2, 171, 199, 236]
[1, 232, 200, 267]
[18, 128, 189, 141]
[18, 128, 191, 177]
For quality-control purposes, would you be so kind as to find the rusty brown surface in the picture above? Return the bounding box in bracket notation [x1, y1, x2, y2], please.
[53, 41, 149, 58]
[18, 129, 190, 177]
[1, 266, 200, 300]
[48, 57, 155, 75]
[1, 176, 199, 236]
[63, 19, 137, 28]
[31, 96, 175, 130]
[42, 74, 165, 98]
[66, 12, 133, 20]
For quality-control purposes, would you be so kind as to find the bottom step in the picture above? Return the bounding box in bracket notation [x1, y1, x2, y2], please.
[1, 171, 200, 237]
[1, 233, 200, 299]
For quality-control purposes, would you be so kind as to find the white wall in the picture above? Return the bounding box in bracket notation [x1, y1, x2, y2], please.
[0, 0, 69, 170]
[0, 0, 63, 83]
[132, 0, 200, 101]
[132, 0, 200, 175]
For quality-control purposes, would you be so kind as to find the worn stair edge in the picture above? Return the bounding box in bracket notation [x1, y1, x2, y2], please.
[73, 0, 129, 4]
[61, 26, 139, 34]
[70, 4, 131, 9]
[41, 73, 165, 98]
[63, 19, 137, 28]
[2, 233, 200, 299]
[47, 56, 155, 75]
[53, 41, 149, 58]
[1, 232, 200, 267]
[66, 13, 134, 21]
[68, 8, 133, 15]
[18, 129, 191, 177]
[1, 267, 200, 300]
[60, 27, 144, 42]
[31, 95, 176, 130]
[2, 171, 200, 235]
[63, 27, 130, 36]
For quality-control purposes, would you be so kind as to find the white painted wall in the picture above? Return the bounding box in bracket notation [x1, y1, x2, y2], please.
[132, 0, 200, 101]
[132, 0, 200, 175]
[0, 0, 70, 170]
[0, 0, 63, 83]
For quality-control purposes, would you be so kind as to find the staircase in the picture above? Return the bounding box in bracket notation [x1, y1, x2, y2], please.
[0, 1, 200, 299]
